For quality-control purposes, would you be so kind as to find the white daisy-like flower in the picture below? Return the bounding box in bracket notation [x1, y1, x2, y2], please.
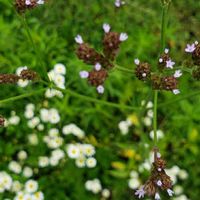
[37, 0, 44, 4]
[83, 144, 95, 157]
[54, 63, 66, 75]
[38, 156, 49, 168]
[75, 35, 83, 44]
[75, 156, 86, 168]
[8, 161, 22, 174]
[67, 144, 80, 159]
[103, 23, 111, 33]
[25, 180, 38, 193]
[86, 157, 97, 168]
[23, 167, 33, 178]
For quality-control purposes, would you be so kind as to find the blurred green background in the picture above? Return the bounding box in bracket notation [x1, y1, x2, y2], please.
[0, 0, 200, 199]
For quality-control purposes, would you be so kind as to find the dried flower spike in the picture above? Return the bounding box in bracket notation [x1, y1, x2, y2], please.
[0, 74, 20, 84]
[135, 149, 173, 199]
[15, 0, 45, 13]
[20, 69, 38, 81]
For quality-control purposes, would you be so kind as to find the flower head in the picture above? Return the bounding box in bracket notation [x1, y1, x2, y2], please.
[135, 187, 145, 199]
[96, 85, 104, 94]
[166, 59, 175, 69]
[119, 33, 128, 41]
[185, 43, 196, 53]
[75, 35, 84, 44]
[103, 23, 111, 33]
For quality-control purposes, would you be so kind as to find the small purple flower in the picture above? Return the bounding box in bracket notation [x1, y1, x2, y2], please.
[156, 180, 162, 187]
[79, 71, 89, 78]
[174, 70, 182, 78]
[185, 43, 196, 53]
[173, 89, 180, 95]
[115, 0, 125, 7]
[75, 35, 83, 44]
[135, 187, 145, 199]
[134, 58, 140, 65]
[155, 193, 161, 200]
[167, 189, 174, 197]
[166, 59, 175, 69]
[119, 33, 128, 41]
[94, 63, 102, 71]
[97, 85, 104, 94]
[25, 0, 31, 5]
[103, 23, 111, 33]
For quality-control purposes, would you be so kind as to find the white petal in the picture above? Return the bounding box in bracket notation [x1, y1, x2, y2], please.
[103, 23, 111, 33]
[134, 58, 140, 65]
[119, 33, 128, 41]
[75, 35, 83, 44]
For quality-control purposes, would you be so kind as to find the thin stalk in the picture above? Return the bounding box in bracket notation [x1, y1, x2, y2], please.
[21, 15, 49, 82]
[153, 90, 158, 146]
[0, 88, 46, 105]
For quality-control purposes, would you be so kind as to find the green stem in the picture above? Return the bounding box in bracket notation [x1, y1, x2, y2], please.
[20, 15, 49, 82]
[153, 90, 158, 146]
[0, 88, 46, 105]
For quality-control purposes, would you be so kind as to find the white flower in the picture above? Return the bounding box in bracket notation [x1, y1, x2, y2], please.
[54, 63, 66, 75]
[85, 179, 102, 194]
[164, 48, 169, 54]
[62, 124, 85, 139]
[75, 35, 83, 44]
[167, 189, 174, 197]
[143, 117, 152, 127]
[174, 185, 183, 195]
[155, 192, 161, 200]
[37, 0, 44, 4]
[86, 157, 97, 168]
[52, 149, 65, 160]
[178, 169, 188, 180]
[83, 144, 95, 156]
[185, 43, 196, 53]
[40, 108, 49, 122]
[25, 180, 38, 193]
[48, 128, 59, 137]
[24, 109, 34, 119]
[173, 195, 189, 200]
[75, 156, 86, 168]
[38, 156, 49, 168]
[18, 79, 29, 88]
[118, 121, 130, 135]
[49, 108, 60, 124]
[28, 117, 40, 128]
[8, 161, 22, 174]
[174, 70, 182, 78]
[102, 189, 110, 198]
[23, 167, 33, 178]
[11, 181, 22, 193]
[17, 150, 28, 160]
[130, 170, 138, 178]
[28, 134, 38, 145]
[67, 144, 80, 159]
[94, 63, 101, 71]
[32, 191, 44, 200]
[25, 0, 31, 5]
[8, 115, 20, 125]
[135, 187, 145, 199]
[173, 89, 180, 95]
[0, 172, 12, 191]
[159, 58, 163, 63]
[150, 130, 164, 140]
[128, 178, 140, 189]
[96, 85, 104, 94]
[119, 33, 128, 41]
[79, 71, 89, 79]
[166, 59, 175, 69]
[103, 23, 111, 33]
[134, 58, 140, 65]
[37, 124, 44, 131]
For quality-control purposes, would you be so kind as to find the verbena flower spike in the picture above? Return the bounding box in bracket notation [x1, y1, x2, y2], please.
[75, 24, 128, 94]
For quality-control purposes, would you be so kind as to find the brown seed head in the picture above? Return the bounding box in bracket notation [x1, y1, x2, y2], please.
[20, 69, 38, 81]
[135, 62, 151, 81]
[161, 76, 178, 91]
[0, 74, 20, 84]
[192, 44, 200, 66]
[15, 0, 37, 12]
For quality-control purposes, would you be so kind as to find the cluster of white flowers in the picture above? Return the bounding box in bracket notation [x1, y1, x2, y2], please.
[165, 166, 188, 184]
[141, 100, 154, 127]
[7, 111, 20, 126]
[16, 66, 30, 88]
[85, 179, 110, 199]
[14, 180, 44, 200]
[40, 108, 60, 124]
[0, 171, 12, 193]
[46, 63, 66, 98]
[118, 118, 132, 135]
[67, 143, 97, 168]
[62, 123, 85, 139]
[128, 170, 140, 190]
[43, 128, 63, 149]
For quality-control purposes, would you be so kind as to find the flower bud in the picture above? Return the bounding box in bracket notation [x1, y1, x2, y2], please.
[161, 76, 178, 91]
